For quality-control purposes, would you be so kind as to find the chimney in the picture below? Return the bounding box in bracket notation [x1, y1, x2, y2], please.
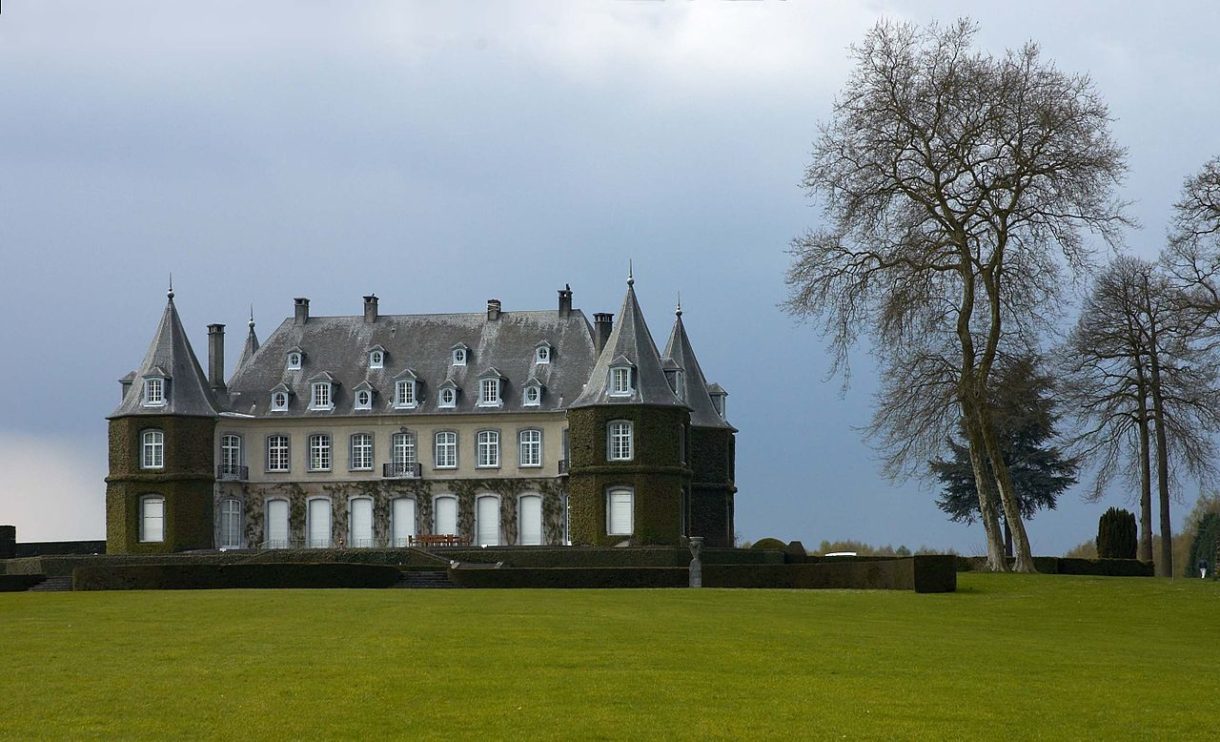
[558, 285, 573, 318]
[487, 298, 502, 321]
[294, 297, 310, 325]
[594, 313, 614, 353]
[363, 294, 379, 323]
[207, 324, 226, 392]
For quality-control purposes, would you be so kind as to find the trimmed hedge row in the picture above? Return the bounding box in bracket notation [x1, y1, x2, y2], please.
[444, 546, 782, 568]
[0, 574, 46, 592]
[6, 548, 450, 577]
[956, 556, 1153, 577]
[73, 562, 403, 591]
[448, 555, 957, 593]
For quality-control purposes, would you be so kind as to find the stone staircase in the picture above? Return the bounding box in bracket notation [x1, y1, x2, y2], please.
[395, 570, 458, 589]
[27, 575, 73, 592]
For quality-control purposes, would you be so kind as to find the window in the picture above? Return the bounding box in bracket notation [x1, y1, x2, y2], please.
[220, 434, 242, 476]
[607, 420, 633, 462]
[391, 498, 416, 547]
[523, 385, 541, 407]
[350, 433, 373, 471]
[266, 435, 290, 472]
[354, 389, 372, 410]
[140, 495, 165, 542]
[271, 391, 289, 411]
[434, 495, 458, 535]
[476, 495, 500, 546]
[392, 431, 417, 473]
[310, 382, 333, 411]
[434, 431, 457, 468]
[535, 345, 551, 364]
[607, 488, 634, 536]
[349, 497, 374, 547]
[477, 430, 500, 468]
[452, 347, 467, 366]
[519, 494, 543, 545]
[220, 498, 242, 549]
[369, 350, 384, 369]
[287, 352, 302, 370]
[142, 378, 165, 407]
[265, 499, 289, 549]
[141, 429, 164, 469]
[480, 378, 500, 406]
[307, 498, 331, 548]
[309, 433, 331, 471]
[610, 367, 632, 396]
[519, 429, 542, 467]
[395, 379, 417, 408]
[439, 387, 456, 408]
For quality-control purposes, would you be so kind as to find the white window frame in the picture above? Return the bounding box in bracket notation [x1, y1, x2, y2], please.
[476, 430, 500, 468]
[391, 497, 417, 547]
[271, 391, 289, 412]
[309, 433, 332, 471]
[439, 387, 457, 408]
[287, 352, 302, 370]
[306, 497, 332, 549]
[434, 431, 457, 469]
[607, 420, 633, 462]
[348, 496, 375, 548]
[141, 429, 164, 470]
[475, 494, 501, 547]
[452, 347, 467, 366]
[265, 498, 290, 549]
[349, 432, 373, 471]
[140, 495, 165, 543]
[606, 488, 634, 536]
[266, 434, 290, 472]
[354, 389, 372, 411]
[392, 431, 417, 469]
[433, 494, 458, 536]
[535, 345, 551, 364]
[609, 367, 632, 396]
[220, 434, 242, 476]
[519, 429, 542, 468]
[523, 385, 541, 407]
[479, 378, 501, 407]
[395, 379, 417, 409]
[518, 493, 543, 546]
[369, 350, 384, 369]
[310, 382, 333, 411]
[220, 498, 242, 549]
[142, 377, 165, 407]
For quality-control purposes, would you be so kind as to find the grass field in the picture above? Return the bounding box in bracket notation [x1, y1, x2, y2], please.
[1, 573, 1217, 740]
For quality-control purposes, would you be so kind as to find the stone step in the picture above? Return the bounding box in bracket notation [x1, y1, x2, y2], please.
[27, 575, 73, 592]
[395, 570, 458, 589]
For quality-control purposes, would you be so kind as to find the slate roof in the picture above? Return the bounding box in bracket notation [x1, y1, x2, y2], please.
[235, 314, 260, 372]
[570, 281, 687, 410]
[111, 293, 220, 418]
[663, 311, 734, 430]
[224, 309, 598, 417]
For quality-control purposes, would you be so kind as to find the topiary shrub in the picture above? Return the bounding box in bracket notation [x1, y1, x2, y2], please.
[750, 538, 787, 551]
[1096, 507, 1137, 559]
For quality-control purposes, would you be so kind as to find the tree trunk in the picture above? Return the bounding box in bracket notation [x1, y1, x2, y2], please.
[978, 406, 1038, 572]
[1147, 312, 1173, 577]
[963, 405, 1008, 571]
[1135, 378, 1154, 564]
[1003, 517, 1013, 558]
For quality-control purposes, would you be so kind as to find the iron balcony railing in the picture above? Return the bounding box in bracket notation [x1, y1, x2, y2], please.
[217, 465, 249, 481]
[383, 462, 422, 478]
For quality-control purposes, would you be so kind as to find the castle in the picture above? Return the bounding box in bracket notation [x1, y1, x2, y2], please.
[105, 276, 736, 554]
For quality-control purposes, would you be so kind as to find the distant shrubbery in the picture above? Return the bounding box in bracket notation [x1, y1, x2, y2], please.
[815, 540, 953, 557]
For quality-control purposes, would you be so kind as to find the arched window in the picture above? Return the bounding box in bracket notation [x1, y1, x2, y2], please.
[220, 498, 242, 549]
[141, 430, 164, 469]
[307, 498, 332, 548]
[519, 494, 543, 545]
[265, 499, 289, 549]
[391, 498, 417, 547]
[434, 495, 458, 536]
[349, 497, 374, 548]
[140, 495, 165, 543]
[476, 495, 500, 546]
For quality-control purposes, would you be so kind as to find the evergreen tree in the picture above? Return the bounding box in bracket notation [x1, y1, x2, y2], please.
[931, 357, 1079, 555]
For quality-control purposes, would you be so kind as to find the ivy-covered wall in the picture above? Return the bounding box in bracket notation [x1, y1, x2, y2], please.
[688, 427, 736, 547]
[106, 415, 216, 554]
[566, 405, 691, 546]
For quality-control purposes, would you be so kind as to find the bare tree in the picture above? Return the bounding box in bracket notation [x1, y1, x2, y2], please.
[1059, 256, 1220, 575]
[785, 19, 1129, 571]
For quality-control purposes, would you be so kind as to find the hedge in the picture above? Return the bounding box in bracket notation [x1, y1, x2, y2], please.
[8, 548, 451, 577]
[956, 556, 1152, 577]
[0, 574, 46, 592]
[443, 546, 781, 568]
[447, 555, 957, 592]
[72, 562, 403, 591]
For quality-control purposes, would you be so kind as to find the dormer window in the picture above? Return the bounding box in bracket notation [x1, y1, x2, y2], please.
[452, 344, 469, 366]
[142, 377, 166, 407]
[395, 379, 417, 409]
[535, 343, 552, 364]
[286, 349, 303, 370]
[523, 383, 542, 407]
[353, 382, 374, 411]
[439, 386, 457, 408]
[480, 378, 500, 407]
[369, 349, 385, 369]
[310, 382, 333, 411]
[270, 383, 291, 412]
[610, 367, 633, 396]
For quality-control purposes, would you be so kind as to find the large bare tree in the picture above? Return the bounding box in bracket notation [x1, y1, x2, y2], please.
[1060, 256, 1220, 576]
[785, 19, 1128, 571]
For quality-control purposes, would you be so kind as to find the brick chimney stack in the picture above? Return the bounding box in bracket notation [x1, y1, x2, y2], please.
[294, 297, 310, 325]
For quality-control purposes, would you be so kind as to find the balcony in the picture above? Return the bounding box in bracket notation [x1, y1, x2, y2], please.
[383, 462, 422, 479]
[217, 465, 249, 481]
[558, 459, 569, 475]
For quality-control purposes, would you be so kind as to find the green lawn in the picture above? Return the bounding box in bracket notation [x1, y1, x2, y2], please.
[1, 573, 1217, 740]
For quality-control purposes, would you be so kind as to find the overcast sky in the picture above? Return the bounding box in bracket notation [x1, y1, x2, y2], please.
[2, 1, 1218, 552]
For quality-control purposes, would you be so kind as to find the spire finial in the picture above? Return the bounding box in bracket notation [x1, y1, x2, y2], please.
[627, 260, 634, 287]
[676, 291, 682, 317]
[248, 304, 256, 330]
[167, 273, 174, 302]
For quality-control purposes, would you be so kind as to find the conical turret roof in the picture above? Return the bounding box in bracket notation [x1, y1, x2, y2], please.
[110, 291, 220, 418]
[663, 310, 734, 430]
[571, 278, 687, 409]
[235, 310, 260, 372]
